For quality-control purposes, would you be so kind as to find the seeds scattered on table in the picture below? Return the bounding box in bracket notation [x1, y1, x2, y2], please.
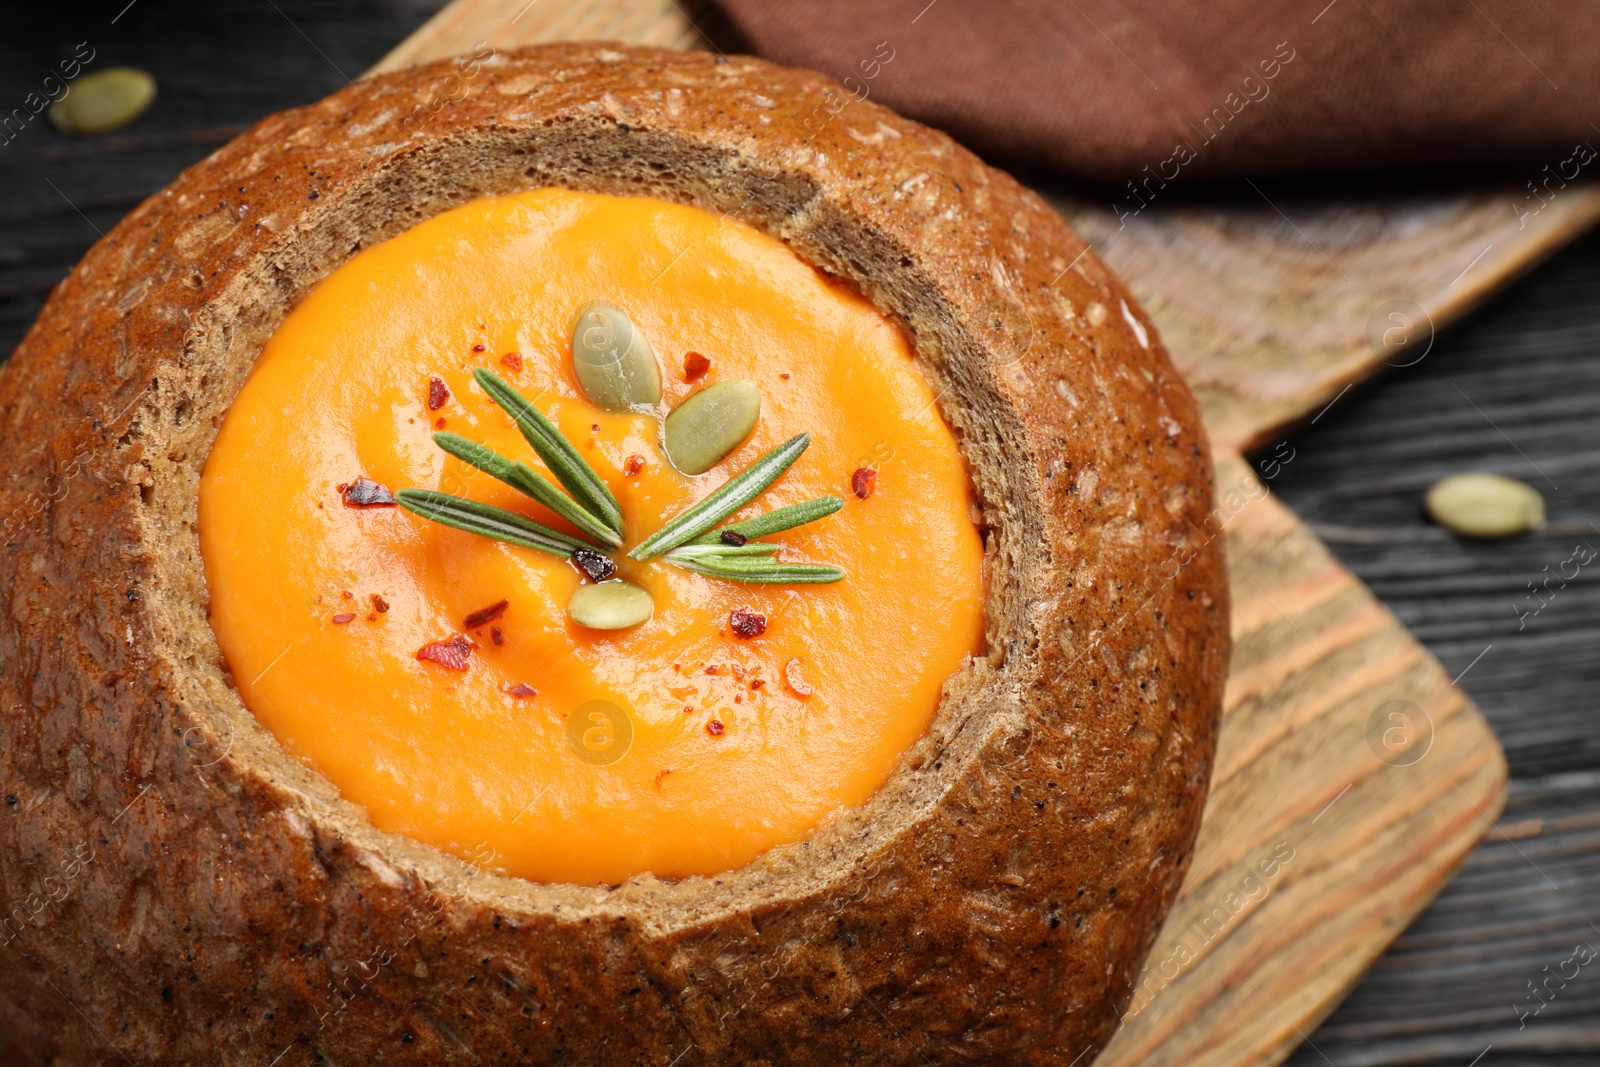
[1425, 472, 1545, 538]
[48, 68, 157, 136]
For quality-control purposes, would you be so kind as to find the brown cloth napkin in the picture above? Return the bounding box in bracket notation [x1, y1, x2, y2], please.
[713, 0, 1600, 187]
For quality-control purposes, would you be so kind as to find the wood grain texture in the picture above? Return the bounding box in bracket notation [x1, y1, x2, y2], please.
[1096, 454, 1508, 1067]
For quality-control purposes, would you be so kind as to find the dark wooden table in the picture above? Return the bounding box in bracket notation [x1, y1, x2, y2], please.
[2, 3, 1596, 1064]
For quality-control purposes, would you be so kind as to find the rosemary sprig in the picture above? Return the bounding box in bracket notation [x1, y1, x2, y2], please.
[690, 496, 844, 545]
[395, 490, 595, 557]
[629, 434, 811, 561]
[433, 431, 623, 549]
[472, 368, 625, 536]
[664, 545, 845, 584]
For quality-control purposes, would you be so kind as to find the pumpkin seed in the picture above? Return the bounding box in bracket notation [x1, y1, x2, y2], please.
[49, 68, 157, 136]
[571, 302, 661, 410]
[566, 580, 654, 629]
[664, 380, 761, 475]
[1424, 473, 1545, 538]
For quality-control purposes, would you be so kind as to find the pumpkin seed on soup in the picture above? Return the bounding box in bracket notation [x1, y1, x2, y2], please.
[571, 302, 661, 411]
[664, 380, 761, 475]
[566, 580, 653, 630]
[1424, 472, 1545, 538]
[49, 68, 157, 136]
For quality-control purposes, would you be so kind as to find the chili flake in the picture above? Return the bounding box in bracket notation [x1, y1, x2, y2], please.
[623, 454, 645, 478]
[471, 343, 486, 353]
[339, 477, 397, 508]
[507, 682, 537, 698]
[490, 626, 504, 646]
[570, 548, 616, 582]
[683, 351, 711, 381]
[427, 377, 450, 410]
[341, 591, 354, 600]
[416, 635, 474, 671]
[370, 594, 389, 613]
[729, 608, 766, 639]
[706, 719, 725, 737]
[462, 599, 509, 629]
[499, 351, 523, 371]
[851, 467, 878, 500]
[719, 529, 747, 546]
[784, 658, 814, 698]
[331, 613, 356, 625]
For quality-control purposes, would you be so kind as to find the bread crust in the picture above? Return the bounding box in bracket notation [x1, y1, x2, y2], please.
[0, 44, 1227, 1066]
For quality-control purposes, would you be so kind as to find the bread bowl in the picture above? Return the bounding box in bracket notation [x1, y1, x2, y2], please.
[0, 42, 1228, 1066]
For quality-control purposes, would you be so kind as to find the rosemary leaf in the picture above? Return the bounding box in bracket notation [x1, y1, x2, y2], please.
[663, 548, 845, 584]
[433, 432, 623, 548]
[629, 434, 810, 560]
[396, 490, 596, 557]
[667, 543, 784, 560]
[690, 496, 845, 545]
[472, 368, 625, 535]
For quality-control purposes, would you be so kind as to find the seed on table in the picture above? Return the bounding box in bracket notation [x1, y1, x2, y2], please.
[1424, 472, 1546, 538]
[48, 68, 158, 136]
[663, 380, 761, 475]
[571, 302, 661, 410]
[566, 580, 654, 629]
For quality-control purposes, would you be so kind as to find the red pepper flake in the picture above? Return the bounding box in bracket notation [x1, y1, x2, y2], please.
[784, 658, 814, 698]
[427, 377, 450, 410]
[490, 625, 504, 646]
[462, 599, 509, 629]
[750, 678, 765, 690]
[471, 343, 486, 354]
[341, 590, 354, 601]
[435, 417, 448, 429]
[370, 593, 389, 613]
[706, 719, 725, 737]
[779, 372, 791, 380]
[683, 705, 695, 715]
[507, 682, 537, 698]
[654, 767, 674, 788]
[590, 424, 600, 434]
[500, 351, 523, 371]
[851, 467, 877, 500]
[704, 664, 719, 675]
[683, 351, 711, 381]
[734, 694, 743, 704]
[623, 454, 645, 478]
[719, 529, 747, 546]
[339, 477, 397, 508]
[331, 613, 356, 625]
[729, 608, 766, 639]
[416, 634, 474, 671]
[570, 548, 617, 582]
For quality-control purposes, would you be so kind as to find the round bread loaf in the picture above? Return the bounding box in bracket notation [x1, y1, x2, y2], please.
[0, 44, 1228, 1065]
